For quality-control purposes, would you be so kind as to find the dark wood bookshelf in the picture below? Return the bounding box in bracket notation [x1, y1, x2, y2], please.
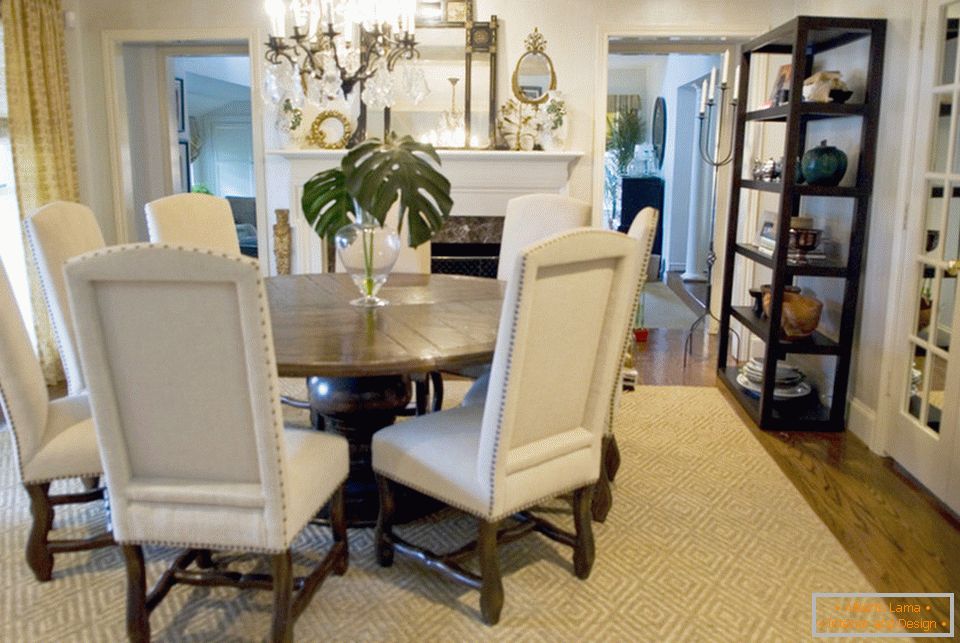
[717, 16, 886, 432]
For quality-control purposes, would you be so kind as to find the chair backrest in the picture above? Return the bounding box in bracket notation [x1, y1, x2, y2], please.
[145, 194, 242, 255]
[65, 245, 288, 545]
[477, 228, 640, 517]
[24, 201, 106, 395]
[0, 260, 51, 479]
[606, 207, 660, 431]
[496, 194, 591, 281]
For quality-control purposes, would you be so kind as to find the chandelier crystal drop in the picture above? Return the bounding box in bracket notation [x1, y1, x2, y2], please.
[263, 0, 420, 108]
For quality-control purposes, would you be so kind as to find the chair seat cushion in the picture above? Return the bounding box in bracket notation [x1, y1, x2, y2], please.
[22, 395, 101, 483]
[283, 426, 349, 539]
[372, 405, 491, 517]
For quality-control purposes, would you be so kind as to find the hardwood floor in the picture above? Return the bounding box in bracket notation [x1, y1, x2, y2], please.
[634, 328, 960, 619]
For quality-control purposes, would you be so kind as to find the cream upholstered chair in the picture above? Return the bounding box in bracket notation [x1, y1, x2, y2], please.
[24, 201, 106, 395]
[372, 228, 641, 625]
[145, 193, 241, 255]
[496, 193, 591, 281]
[592, 206, 659, 523]
[65, 245, 349, 642]
[0, 260, 111, 582]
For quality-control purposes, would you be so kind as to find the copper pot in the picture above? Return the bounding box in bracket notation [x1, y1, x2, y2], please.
[762, 285, 824, 340]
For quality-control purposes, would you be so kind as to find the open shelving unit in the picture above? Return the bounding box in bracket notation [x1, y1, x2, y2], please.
[717, 16, 886, 431]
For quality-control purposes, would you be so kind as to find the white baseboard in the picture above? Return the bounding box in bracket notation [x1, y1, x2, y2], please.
[847, 396, 877, 451]
[668, 262, 685, 272]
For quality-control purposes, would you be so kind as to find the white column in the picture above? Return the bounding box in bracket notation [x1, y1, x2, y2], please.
[682, 116, 707, 282]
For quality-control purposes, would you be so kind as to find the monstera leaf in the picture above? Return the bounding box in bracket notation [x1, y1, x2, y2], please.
[301, 167, 356, 240]
[301, 134, 452, 248]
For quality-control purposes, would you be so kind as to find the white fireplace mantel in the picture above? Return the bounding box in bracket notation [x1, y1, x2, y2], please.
[265, 148, 583, 274]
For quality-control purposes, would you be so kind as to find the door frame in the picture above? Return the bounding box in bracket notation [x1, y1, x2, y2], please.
[101, 28, 269, 274]
[592, 23, 766, 332]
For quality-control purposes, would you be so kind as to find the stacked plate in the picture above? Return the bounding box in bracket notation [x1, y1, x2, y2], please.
[736, 358, 812, 400]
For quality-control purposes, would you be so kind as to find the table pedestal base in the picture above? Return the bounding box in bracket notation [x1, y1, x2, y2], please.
[307, 375, 442, 526]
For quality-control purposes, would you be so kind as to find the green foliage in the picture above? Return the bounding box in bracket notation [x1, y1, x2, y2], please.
[301, 134, 452, 248]
[191, 183, 212, 195]
[606, 109, 644, 175]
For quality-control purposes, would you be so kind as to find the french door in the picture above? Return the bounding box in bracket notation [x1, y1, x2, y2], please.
[889, 0, 960, 513]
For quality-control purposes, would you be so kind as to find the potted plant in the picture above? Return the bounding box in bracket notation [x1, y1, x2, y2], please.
[301, 134, 453, 307]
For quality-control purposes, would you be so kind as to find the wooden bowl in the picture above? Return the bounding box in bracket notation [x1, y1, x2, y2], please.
[762, 285, 824, 340]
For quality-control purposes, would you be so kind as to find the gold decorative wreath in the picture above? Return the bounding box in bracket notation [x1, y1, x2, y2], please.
[307, 111, 352, 149]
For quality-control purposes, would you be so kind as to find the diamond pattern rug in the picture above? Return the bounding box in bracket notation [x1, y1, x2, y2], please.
[0, 386, 875, 641]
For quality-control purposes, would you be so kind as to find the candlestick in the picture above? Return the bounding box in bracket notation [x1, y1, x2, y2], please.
[732, 65, 741, 102]
[721, 51, 729, 85]
[709, 67, 717, 102]
[699, 79, 708, 114]
[265, 0, 286, 37]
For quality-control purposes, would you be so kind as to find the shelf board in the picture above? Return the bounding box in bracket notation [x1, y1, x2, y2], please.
[718, 366, 840, 431]
[730, 306, 841, 355]
[745, 102, 866, 122]
[735, 244, 848, 277]
[739, 180, 863, 198]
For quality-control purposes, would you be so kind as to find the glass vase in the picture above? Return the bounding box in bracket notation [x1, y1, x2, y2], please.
[334, 208, 401, 307]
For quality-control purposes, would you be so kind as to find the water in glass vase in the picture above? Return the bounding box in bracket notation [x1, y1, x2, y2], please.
[334, 209, 401, 307]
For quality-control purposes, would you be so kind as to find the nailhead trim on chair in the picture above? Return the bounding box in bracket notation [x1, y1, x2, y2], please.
[23, 221, 78, 394]
[484, 228, 617, 518]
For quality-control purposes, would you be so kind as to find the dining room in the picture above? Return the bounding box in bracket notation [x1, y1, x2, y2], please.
[0, 0, 958, 641]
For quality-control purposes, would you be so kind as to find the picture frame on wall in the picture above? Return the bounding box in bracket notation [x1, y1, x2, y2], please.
[178, 141, 191, 192]
[175, 77, 185, 133]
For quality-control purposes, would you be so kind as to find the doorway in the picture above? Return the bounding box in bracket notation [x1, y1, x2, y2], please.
[602, 44, 723, 331]
[102, 30, 268, 270]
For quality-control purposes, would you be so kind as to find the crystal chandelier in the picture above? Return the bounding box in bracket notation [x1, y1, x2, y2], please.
[263, 0, 420, 108]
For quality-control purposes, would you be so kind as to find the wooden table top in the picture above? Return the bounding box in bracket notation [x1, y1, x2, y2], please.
[268, 273, 505, 378]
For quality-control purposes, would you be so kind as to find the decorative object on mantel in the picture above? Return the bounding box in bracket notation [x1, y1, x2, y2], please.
[497, 98, 537, 150]
[423, 77, 466, 148]
[497, 28, 563, 151]
[262, 0, 425, 145]
[802, 70, 852, 103]
[307, 110, 353, 148]
[800, 140, 848, 186]
[273, 209, 293, 275]
[536, 92, 568, 150]
[301, 134, 453, 306]
[512, 28, 556, 104]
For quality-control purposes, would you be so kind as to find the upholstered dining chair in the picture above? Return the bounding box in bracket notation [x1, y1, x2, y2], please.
[145, 193, 241, 255]
[372, 228, 641, 625]
[592, 207, 659, 523]
[0, 260, 112, 582]
[65, 245, 349, 643]
[24, 201, 106, 395]
[496, 193, 592, 281]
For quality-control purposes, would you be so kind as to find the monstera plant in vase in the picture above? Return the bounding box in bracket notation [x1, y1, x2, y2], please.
[301, 134, 453, 307]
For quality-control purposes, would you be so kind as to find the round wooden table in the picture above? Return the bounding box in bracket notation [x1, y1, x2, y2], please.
[267, 273, 504, 524]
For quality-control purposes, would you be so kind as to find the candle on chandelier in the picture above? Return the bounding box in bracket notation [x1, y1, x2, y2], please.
[699, 79, 708, 115]
[264, 0, 286, 37]
[732, 65, 741, 102]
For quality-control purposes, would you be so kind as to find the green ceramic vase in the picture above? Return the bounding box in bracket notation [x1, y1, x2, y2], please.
[800, 140, 848, 186]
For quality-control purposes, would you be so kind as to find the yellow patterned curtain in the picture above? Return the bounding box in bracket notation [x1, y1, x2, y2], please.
[2, 0, 79, 384]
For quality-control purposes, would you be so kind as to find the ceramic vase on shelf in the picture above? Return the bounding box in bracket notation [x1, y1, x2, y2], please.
[335, 207, 401, 307]
[800, 140, 848, 186]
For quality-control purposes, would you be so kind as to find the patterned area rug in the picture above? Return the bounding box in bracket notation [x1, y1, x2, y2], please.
[0, 386, 875, 641]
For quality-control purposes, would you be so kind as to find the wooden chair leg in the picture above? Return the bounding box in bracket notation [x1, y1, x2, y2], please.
[270, 550, 294, 643]
[330, 485, 349, 575]
[477, 519, 504, 625]
[81, 476, 100, 491]
[429, 371, 444, 412]
[25, 483, 54, 582]
[591, 466, 613, 523]
[374, 475, 396, 567]
[572, 486, 596, 580]
[603, 434, 621, 482]
[414, 378, 428, 415]
[121, 544, 150, 643]
[196, 549, 214, 569]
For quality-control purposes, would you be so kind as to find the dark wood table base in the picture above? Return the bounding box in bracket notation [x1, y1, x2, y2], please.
[307, 375, 442, 526]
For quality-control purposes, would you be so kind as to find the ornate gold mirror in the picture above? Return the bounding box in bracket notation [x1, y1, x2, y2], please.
[511, 28, 556, 105]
